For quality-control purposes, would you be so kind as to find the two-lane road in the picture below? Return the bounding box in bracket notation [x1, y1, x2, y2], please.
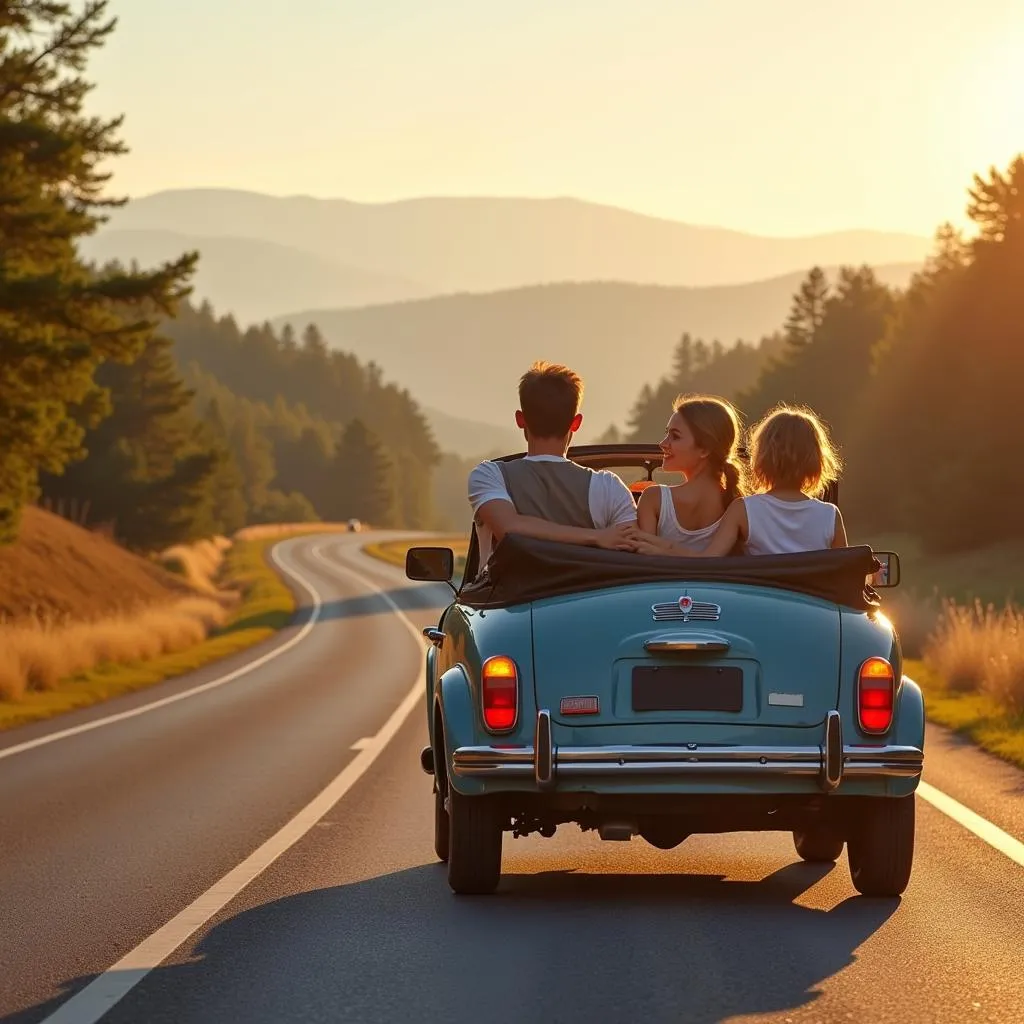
[2, 531, 1023, 1024]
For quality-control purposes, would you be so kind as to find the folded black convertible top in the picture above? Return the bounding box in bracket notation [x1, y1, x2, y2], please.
[458, 534, 881, 611]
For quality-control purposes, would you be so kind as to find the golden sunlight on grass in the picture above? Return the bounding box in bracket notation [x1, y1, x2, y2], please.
[363, 536, 469, 575]
[234, 521, 355, 542]
[0, 597, 231, 703]
[904, 599, 1024, 770]
[157, 536, 233, 595]
[0, 535, 297, 730]
[925, 600, 1024, 716]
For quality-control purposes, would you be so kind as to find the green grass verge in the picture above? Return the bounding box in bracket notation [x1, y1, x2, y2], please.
[0, 535, 298, 732]
[905, 657, 1024, 771]
[364, 536, 468, 578]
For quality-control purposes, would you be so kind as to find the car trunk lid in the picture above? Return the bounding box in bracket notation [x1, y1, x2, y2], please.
[531, 582, 841, 729]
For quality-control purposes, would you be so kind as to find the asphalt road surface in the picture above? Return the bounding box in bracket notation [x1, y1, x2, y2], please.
[2, 531, 1023, 1024]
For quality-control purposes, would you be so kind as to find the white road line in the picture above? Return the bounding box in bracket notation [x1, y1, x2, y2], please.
[40, 541, 429, 1024]
[918, 781, 1024, 869]
[0, 541, 324, 763]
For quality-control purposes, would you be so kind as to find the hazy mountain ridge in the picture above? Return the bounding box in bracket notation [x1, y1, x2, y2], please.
[79, 228, 434, 323]
[99, 188, 931, 308]
[273, 262, 921, 434]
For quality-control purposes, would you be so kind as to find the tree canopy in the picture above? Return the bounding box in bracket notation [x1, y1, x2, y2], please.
[0, 0, 196, 543]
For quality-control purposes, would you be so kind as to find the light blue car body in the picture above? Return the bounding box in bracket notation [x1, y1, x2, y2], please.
[429, 586, 923, 801]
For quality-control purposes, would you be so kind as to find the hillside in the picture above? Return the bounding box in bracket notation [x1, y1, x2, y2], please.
[421, 406, 523, 459]
[79, 229, 432, 323]
[274, 263, 920, 433]
[101, 188, 931, 304]
[0, 508, 196, 623]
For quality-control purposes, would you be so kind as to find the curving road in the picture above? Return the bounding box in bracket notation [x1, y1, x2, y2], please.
[2, 531, 1023, 1024]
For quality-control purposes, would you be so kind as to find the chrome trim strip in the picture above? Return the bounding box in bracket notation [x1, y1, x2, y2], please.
[451, 742, 924, 780]
[643, 638, 730, 653]
[651, 601, 721, 622]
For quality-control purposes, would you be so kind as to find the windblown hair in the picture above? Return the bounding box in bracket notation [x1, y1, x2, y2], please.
[518, 361, 585, 438]
[673, 393, 747, 506]
[747, 403, 842, 497]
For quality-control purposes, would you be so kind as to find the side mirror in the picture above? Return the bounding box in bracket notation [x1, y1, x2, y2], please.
[406, 546, 454, 583]
[869, 551, 901, 588]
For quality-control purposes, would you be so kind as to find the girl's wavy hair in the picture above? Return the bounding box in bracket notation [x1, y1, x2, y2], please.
[747, 403, 842, 497]
[672, 393, 747, 506]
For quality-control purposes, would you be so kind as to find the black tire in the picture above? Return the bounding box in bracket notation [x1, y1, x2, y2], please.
[432, 722, 449, 863]
[434, 779, 450, 863]
[447, 784, 503, 895]
[847, 795, 916, 897]
[793, 826, 844, 863]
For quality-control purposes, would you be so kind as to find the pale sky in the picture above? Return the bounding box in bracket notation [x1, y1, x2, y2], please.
[89, 0, 1024, 237]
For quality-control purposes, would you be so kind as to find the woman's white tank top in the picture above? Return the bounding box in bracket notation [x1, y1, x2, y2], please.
[743, 493, 838, 555]
[656, 485, 723, 552]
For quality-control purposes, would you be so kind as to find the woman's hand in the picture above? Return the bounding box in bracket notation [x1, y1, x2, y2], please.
[593, 523, 641, 551]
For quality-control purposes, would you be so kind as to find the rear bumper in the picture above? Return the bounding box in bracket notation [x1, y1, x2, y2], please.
[451, 709, 924, 794]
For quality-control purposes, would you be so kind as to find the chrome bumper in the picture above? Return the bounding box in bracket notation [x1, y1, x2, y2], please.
[451, 709, 924, 793]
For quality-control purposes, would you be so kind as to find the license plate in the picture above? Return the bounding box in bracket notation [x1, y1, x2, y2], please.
[631, 665, 743, 713]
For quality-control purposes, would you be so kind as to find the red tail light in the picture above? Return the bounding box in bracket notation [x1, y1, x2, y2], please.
[858, 657, 895, 734]
[482, 656, 518, 731]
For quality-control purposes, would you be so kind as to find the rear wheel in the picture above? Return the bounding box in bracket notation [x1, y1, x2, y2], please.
[793, 826, 844, 863]
[447, 784, 503, 895]
[432, 722, 449, 863]
[433, 779, 450, 863]
[847, 795, 916, 897]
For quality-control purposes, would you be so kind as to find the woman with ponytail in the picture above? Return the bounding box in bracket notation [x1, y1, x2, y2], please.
[631, 394, 747, 554]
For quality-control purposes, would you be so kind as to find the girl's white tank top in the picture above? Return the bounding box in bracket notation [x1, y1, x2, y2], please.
[656, 485, 723, 553]
[743, 493, 838, 555]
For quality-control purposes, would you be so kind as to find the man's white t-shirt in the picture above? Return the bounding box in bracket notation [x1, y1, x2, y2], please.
[467, 454, 638, 564]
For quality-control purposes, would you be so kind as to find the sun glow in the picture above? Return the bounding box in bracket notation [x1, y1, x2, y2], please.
[956, 35, 1024, 166]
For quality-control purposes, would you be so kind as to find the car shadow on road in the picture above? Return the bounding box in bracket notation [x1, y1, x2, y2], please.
[9, 860, 900, 1024]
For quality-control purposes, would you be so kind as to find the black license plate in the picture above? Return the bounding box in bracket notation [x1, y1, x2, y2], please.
[632, 665, 743, 713]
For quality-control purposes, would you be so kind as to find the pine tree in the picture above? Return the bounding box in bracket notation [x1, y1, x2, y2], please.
[229, 406, 276, 514]
[329, 418, 396, 525]
[0, 1, 197, 542]
[966, 155, 1024, 246]
[39, 329, 220, 549]
[671, 334, 695, 387]
[199, 399, 248, 535]
[783, 266, 829, 348]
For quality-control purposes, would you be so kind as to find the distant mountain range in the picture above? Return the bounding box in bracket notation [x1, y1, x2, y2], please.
[89, 188, 932, 320]
[273, 263, 920, 436]
[78, 229, 434, 324]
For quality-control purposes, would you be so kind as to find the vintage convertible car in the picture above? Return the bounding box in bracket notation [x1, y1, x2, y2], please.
[407, 444, 924, 897]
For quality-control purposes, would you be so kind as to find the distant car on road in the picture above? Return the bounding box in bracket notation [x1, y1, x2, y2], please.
[346, 519, 362, 532]
[407, 443, 923, 897]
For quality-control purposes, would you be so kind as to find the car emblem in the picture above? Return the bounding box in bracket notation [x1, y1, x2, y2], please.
[651, 595, 721, 622]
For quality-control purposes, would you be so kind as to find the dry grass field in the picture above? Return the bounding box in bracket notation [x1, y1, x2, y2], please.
[0, 513, 313, 729]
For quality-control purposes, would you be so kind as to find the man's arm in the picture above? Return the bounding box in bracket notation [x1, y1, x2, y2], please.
[477, 498, 635, 550]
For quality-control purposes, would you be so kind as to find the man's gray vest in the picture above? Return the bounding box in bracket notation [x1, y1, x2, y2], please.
[497, 458, 595, 529]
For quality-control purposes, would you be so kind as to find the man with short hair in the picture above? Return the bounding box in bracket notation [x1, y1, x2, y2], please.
[468, 361, 638, 565]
